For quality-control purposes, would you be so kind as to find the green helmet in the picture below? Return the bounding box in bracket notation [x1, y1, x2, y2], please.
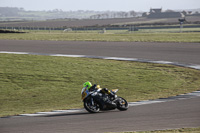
[83, 81, 92, 89]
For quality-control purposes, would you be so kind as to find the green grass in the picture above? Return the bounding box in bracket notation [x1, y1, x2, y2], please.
[111, 127, 200, 133]
[138, 28, 200, 33]
[1, 53, 200, 117]
[0, 32, 200, 42]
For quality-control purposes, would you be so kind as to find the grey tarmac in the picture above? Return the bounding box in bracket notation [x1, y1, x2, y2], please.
[0, 40, 200, 65]
[0, 40, 200, 133]
[0, 97, 200, 133]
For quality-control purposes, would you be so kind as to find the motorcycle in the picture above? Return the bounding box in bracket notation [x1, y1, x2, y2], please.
[81, 86, 128, 113]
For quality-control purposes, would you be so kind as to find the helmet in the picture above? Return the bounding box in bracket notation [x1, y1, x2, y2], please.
[83, 81, 92, 89]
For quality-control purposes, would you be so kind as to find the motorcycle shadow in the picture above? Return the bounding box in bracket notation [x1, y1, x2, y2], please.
[43, 109, 120, 117]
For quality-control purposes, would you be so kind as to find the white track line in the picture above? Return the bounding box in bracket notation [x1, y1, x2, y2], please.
[1, 51, 200, 117]
[1, 51, 200, 70]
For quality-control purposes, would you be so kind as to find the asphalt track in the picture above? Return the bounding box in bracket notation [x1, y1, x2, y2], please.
[0, 40, 200, 133]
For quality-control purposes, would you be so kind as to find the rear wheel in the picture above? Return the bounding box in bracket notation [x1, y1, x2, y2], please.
[84, 98, 100, 113]
[116, 97, 129, 111]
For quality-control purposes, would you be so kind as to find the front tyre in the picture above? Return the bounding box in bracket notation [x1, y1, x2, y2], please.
[84, 99, 100, 113]
[117, 97, 129, 111]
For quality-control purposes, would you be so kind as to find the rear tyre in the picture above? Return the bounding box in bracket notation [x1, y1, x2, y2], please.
[116, 97, 129, 111]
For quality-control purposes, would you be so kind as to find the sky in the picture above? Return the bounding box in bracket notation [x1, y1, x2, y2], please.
[0, 0, 200, 11]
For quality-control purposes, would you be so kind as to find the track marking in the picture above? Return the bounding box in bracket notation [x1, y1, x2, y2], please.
[18, 90, 200, 117]
[1, 51, 200, 70]
[0, 51, 200, 117]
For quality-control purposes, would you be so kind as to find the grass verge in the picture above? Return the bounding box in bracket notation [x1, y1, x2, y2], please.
[0, 32, 200, 42]
[111, 127, 200, 133]
[0, 53, 200, 117]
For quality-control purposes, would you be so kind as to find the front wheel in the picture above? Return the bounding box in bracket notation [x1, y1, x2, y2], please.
[116, 97, 129, 111]
[84, 98, 100, 113]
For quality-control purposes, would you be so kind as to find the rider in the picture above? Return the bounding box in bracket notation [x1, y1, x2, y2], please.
[83, 81, 115, 99]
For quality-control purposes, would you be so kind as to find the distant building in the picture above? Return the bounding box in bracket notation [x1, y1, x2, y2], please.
[142, 12, 150, 17]
[143, 8, 184, 18]
[148, 12, 184, 18]
[150, 8, 162, 14]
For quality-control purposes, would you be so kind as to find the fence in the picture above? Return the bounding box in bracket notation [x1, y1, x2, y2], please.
[0, 24, 200, 33]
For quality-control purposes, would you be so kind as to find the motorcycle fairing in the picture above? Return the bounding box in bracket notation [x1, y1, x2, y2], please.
[81, 87, 90, 100]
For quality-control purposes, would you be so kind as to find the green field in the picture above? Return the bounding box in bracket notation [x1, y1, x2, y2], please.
[0, 31, 200, 42]
[1, 53, 200, 117]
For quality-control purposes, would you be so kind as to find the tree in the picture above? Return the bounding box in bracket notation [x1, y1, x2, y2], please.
[129, 10, 137, 17]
